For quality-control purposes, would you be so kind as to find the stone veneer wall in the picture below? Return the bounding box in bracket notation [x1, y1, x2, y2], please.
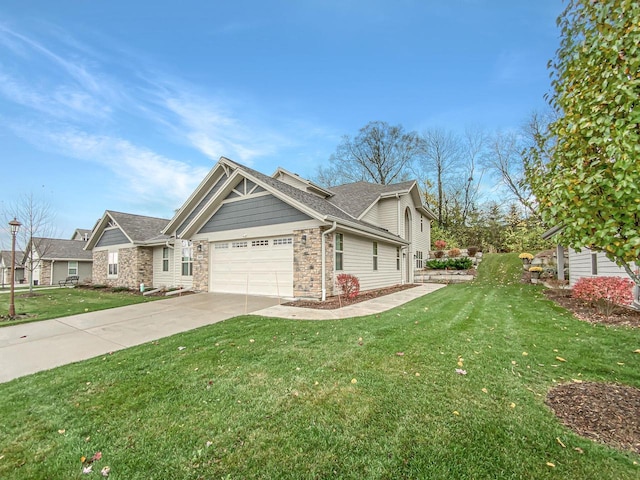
[293, 227, 335, 299]
[40, 260, 52, 286]
[192, 240, 209, 292]
[91, 247, 153, 288]
[92, 250, 108, 285]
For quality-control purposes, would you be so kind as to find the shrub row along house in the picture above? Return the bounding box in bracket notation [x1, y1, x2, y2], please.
[85, 157, 436, 300]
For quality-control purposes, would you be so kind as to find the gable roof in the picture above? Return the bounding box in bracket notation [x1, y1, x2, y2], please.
[173, 157, 430, 245]
[271, 167, 334, 198]
[85, 210, 171, 250]
[328, 180, 418, 219]
[71, 228, 92, 241]
[0, 250, 25, 268]
[29, 238, 93, 261]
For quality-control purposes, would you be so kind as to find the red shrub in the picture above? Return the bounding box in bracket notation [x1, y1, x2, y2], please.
[434, 240, 447, 250]
[336, 274, 360, 299]
[572, 276, 635, 316]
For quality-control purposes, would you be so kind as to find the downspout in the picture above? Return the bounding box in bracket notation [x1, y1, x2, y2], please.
[50, 260, 55, 286]
[396, 193, 401, 235]
[321, 221, 338, 301]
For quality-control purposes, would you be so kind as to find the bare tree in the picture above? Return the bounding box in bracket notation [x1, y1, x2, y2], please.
[416, 128, 461, 226]
[3, 193, 58, 293]
[315, 121, 422, 186]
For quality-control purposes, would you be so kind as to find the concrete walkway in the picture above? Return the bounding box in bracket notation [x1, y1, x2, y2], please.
[0, 292, 280, 383]
[254, 283, 446, 320]
[0, 283, 446, 383]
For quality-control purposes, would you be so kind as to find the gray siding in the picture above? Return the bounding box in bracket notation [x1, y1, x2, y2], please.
[96, 228, 129, 247]
[176, 173, 228, 235]
[199, 194, 312, 233]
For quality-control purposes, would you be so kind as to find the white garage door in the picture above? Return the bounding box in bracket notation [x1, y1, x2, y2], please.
[210, 237, 294, 297]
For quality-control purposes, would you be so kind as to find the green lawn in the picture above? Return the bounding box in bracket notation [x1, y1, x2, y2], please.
[1, 254, 638, 479]
[0, 287, 164, 327]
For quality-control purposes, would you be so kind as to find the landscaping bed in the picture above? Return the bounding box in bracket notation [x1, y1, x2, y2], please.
[285, 283, 419, 310]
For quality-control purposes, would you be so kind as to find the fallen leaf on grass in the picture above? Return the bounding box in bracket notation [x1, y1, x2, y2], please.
[351, 378, 357, 384]
[556, 437, 566, 448]
[178, 346, 186, 351]
[617, 362, 624, 366]
[82, 466, 93, 474]
[509, 402, 516, 409]
[455, 369, 467, 375]
[522, 352, 528, 356]
[573, 447, 584, 454]
[546, 462, 555, 468]
[101, 466, 111, 477]
[555, 356, 566, 362]
[58, 429, 65, 434]
[482, 388, 488, 393]
[396, 352, 404, 356]
[633, 349, 640, 354]
[453, 411, 460, 416]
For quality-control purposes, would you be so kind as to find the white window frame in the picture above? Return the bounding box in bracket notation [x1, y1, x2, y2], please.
[416, 251, 423, 269]
[68, 261, 78, 276]
[335, 233, 344, 271]
[373, 242, 378, 271]
[591, 252, 598, 275]
[181, 240, 193, 277]
[162, 247, 169, 272]
[108, 251, 118, 277]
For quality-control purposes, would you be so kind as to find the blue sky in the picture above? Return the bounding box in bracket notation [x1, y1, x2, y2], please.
[0, 1, 562, 242]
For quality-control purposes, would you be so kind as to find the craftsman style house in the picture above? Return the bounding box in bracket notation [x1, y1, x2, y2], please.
[86, 157, 435, 299]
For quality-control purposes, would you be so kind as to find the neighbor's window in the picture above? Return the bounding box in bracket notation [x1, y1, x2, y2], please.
[396, 247, 401, 270]
[415, 251, 423, 269]
[108, 251, 118, 276]
[335, 233, 344, 271]
[591, 252, 598, 275]
[68, 261, 78, 276]
[373, 242, 378, 270]
[162, 247, 169, 272]
[181, 240, 193, 276]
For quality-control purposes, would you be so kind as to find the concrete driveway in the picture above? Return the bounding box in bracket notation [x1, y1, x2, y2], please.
[0, 292, 280, 383]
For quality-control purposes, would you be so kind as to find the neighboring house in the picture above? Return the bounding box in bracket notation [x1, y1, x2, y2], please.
[542, 227, 640, 307]
[86, 157, 436, 299]
[23, 234, 93, 286]
[0, 250, 25, 287]
[85, 211, 171, 289]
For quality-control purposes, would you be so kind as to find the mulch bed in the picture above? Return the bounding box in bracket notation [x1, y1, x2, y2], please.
[546, 382, 640, 454]
[283, 283, 420, 310]
[542, 285, 640, 455]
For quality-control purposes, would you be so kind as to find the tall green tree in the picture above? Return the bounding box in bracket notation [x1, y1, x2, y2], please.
[531, 0, 640, 284]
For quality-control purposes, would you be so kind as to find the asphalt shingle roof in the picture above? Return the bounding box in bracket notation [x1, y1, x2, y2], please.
[31, 238, 93, 260]
[0, 250, 25, 267]
[328, 180, 416, 218]
[222, 158, 409, 243]
[107, 211, 170, 243]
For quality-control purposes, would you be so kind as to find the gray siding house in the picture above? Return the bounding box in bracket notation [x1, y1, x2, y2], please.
[24, 235, 93, 286]
[86, 157, 436, 299]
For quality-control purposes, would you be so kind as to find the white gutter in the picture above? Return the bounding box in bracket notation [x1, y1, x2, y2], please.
[321, 221, 338, 301]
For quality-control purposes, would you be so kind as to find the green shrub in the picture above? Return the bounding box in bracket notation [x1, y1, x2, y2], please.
[425, 258, 472, 270]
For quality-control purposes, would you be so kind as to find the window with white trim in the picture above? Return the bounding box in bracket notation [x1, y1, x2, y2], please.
[214, 243, 229, 249]
[181, 240, 193, 276]
[252, 239, 269, 247]
[335, 233, 344, 271]
[162, 247, 169, 272]
[372, 242, 378, 270]
[416, 251, 423, 269]
[108, 251, 118, 276]
[68, 261, 78, 276]
[232, 241, 248, 248]
[591, 252, 598, 275]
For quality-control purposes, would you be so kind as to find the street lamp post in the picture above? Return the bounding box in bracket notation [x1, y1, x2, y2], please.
[8, 218, 21, 318]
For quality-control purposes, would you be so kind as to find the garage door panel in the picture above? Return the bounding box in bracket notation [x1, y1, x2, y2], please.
[210, 237, 293, 297]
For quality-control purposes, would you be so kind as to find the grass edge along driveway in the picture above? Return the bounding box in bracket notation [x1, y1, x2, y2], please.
[0, 254, 638, 479]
